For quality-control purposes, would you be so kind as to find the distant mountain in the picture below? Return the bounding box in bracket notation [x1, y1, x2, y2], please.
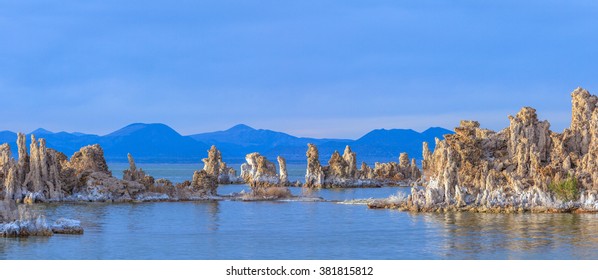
[330, 127, 453, 163]
[191, 125, 452, 164]
[189, 124, 350, 161]
[0, 123, 453, 164]
[99, 123, 209, 162]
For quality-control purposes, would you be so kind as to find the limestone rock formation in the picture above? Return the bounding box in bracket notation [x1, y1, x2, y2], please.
[241, 153, 290, 198]
[277, 156, 289, 186]
[305, 144, 422, 188]
[190, 170, 218, 197]
[0, 135, 154, 202]
[375, 87, 598, 212]
[304, 144, 325, 188]
[123, 153, 155, 188]
[68, 144, 110, 175]
[241, 152, 280, 187]
[0, 134, 69, 202]
[0, 135, 237, 203]
[202, 145, 242, 184]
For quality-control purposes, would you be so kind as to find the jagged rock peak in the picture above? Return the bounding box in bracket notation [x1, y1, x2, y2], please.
[304, 144, 324, 188]
[399, 153, 410, 168]
[509, 107, 540, 126]
[122, 153, 154, 189]
[202, 145, 221, 178]
[127, 153, 136, 171]
[342, 145, 358, 178]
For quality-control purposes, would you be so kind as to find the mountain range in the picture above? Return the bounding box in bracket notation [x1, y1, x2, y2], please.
[0, 123, 453, 164]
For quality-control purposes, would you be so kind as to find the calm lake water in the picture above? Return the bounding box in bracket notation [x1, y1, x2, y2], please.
[1, 164, 598, 260]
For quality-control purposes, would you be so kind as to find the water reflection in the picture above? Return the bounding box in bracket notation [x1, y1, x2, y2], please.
[204, 201, 220, 232]
[2, 191, 598, 259]
[423, 212, 598, 259]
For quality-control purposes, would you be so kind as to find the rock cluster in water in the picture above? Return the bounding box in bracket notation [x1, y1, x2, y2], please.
[371, 87, 598, 212]
[0, 134, 221, 204]
[304, 144, 422, 188]
[0, 133, 119, 202]
[240, 153, 291, 199]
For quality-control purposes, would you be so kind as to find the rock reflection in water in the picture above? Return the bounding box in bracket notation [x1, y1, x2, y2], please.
[424, 212, 598, 259]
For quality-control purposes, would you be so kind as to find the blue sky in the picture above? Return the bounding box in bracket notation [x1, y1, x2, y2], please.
[1, 1, 597, 138]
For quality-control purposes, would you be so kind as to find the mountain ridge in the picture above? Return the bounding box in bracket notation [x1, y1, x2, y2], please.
[0, 123, 453, 164]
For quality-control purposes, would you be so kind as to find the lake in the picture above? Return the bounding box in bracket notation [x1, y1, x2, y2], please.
[1, 164, 597, 260]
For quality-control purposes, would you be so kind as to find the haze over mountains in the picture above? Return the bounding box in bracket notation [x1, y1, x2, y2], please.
[0, 123, 453, 164]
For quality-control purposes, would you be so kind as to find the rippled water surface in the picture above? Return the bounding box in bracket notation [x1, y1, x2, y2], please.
[2, 164, 598, 260]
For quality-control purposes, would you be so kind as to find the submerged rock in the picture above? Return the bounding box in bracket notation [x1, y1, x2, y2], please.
[0, 216, 53, 237]
[51, 218, 84, 235]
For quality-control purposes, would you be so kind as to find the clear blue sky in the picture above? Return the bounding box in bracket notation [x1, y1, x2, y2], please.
[1, 1, 597, 138]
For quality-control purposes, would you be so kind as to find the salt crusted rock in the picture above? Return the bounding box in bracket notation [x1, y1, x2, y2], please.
[375, 87, 598, 212]
[241, 152, 281, 187]
[51, 218, 84, 234]
[241, 153, 290, 198]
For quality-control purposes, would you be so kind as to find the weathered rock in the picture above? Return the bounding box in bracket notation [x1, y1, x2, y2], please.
[1, 144, 22, 201]
[277, 156, 289, 185]
[202, 145, 221, 178]
[359, 162, 374, 179]
[16, 133, 29, 184]
[240, 153, 291, 198]
[342, 146, 358, 178]
[190, 170, 218, 197]
[241, 152, 280, 187]
[13, 135, 64, 201]
[385, 87, 598, 212]
[371, 153, 421, 185]
[304, 144, 325, 188]
[202, 145, 242, 184]
[0, 134, 235, 203]
[304, 144, 422, 188]
[123, 153, 155, 188]
[68, 144, 110, 175]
